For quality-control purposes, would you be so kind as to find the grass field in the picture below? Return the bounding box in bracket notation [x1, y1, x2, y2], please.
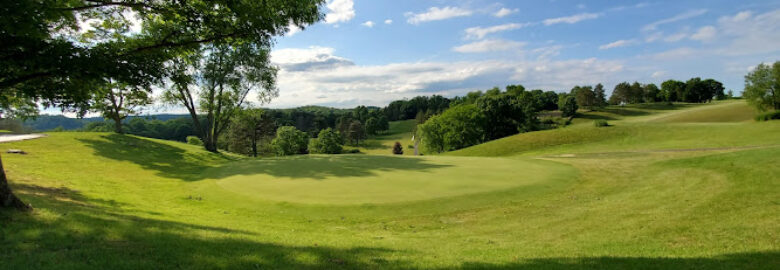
[1, 100, 778, 269]
[348, 119, 417, 155]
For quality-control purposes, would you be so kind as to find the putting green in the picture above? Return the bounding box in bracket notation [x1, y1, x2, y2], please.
[209, 155, 567, 205]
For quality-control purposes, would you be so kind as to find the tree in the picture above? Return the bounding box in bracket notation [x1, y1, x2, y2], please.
[0, 0, 324, 210]
[164, 44, 278, 152]
[476, 94, 534, 140]
[704, 79, 726, 101]
[347, 120, 366, 145]
[392, 142, 404, 155]
[609, 82, 632, 104]
[364, 117, 380, 136]
[225, 108, 275, 157]
[559, 95, 578, 118]
[572, 86, 597, 110]
[744, 61, 780, 111]
[417, 104, 485, 153]
[92, 81, 152, 133]
[594, 83, 608, 108]
[643, 83, 661, 103]
[661, 80, 686, 102]
[309, 128, 342, 154]
[271, 126, 309, 156]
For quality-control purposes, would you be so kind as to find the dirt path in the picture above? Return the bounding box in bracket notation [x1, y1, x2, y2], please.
[0, 134, 46, 143]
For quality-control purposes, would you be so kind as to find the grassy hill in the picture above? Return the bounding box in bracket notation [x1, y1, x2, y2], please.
[349, 119, 417, 155]
[1, 100, 778, 269]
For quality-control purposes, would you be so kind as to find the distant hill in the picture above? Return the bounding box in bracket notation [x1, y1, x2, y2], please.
[23, 114, 190, 131]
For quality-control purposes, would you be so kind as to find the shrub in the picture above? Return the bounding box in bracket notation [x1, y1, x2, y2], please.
[392, 142, 404, 155]
[271, 126, 309, 156]
[309, 128, 343, 154]
[755, 111, 780, 121]
[593, 119, 610, 127]
[187, 136, 203, 146]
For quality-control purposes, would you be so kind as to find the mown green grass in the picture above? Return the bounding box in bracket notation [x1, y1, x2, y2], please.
[348, 119, 416, 155]
[1, 101, 778, 269]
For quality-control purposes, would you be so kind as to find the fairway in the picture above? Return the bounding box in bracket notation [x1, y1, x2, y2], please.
[211, 155, 568, 204]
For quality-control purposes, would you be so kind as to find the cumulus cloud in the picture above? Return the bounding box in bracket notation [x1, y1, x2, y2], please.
[406, 6, 473, 24]
[599, 39, 638, 50]
[271, 47, 354, 72]
[324, 0, 355, 24]
[464, 23, 530, 39]
[642, 9, 707, 31]
[714, 10, 780, 55]
[265, 47, 625, 108]
[362, 21, 374, 27]
[543, 13, 601, 25]
[452, 39, 526, 53]
[494, 8, 519, 18]
[690, 25, 716, 41]
[384, 19, 393, 24]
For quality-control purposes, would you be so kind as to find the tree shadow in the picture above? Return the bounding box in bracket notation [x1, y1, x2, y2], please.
[1, 184, 409, 269]
[208, 155, 451, 180]
[2, 183, 776, 269]
[76, 134, 239, 181]
[575, 113, 618, 121]
[452, 253, 779, 269]
[599, 108, 651, 117]
[77, 134, 449, 182]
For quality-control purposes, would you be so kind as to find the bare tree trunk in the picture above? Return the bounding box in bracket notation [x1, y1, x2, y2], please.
[0, 154, 31, 211]
[113, 116, 123, 134]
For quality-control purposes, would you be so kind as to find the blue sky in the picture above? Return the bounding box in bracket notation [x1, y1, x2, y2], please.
[262, 0, 780, 108]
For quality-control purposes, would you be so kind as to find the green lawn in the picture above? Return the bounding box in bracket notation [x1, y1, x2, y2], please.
[348, 119, 416, 155]
[1, 100, 778, 269]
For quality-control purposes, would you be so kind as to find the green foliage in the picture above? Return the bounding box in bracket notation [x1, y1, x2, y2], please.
[744, 61, 780, 111]
[364, 117, 380, 135]
[186, 136, 203, 146]
[271, 126, 309, 156]
[593, 119, 610, 127]
[91, 81, 153, 133]
[417, 104, 486, 153]
[661, 80, 686, 102]
[754, 111, 780, 121]
[476, 93, 537, 140]
[224, 109, 275, 157]
[392, 142, 404, 155]
[558, 95, 578, 118]
[309, 128, 343, 154]
[346, 120, 366, 145]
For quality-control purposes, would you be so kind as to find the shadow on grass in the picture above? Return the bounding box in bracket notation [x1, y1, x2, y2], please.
[208, 155, 451, 180]
[2, 184, 776, 269]
[77, 133, 447, 181]
[1, 185, 407, 269]
[76, 134, 239, 181]
[575, 113, 618, 121]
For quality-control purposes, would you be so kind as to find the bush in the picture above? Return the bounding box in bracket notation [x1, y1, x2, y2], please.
[186, 136, 203, 146]
[271, 126, 309, 156]
[593, 119, 610, 127]
[755, 111, 780, 121]
[309, 128, 343, 154]
[392, 141, 404, 155]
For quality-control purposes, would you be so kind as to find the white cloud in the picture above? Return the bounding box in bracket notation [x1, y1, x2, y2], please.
[690, 25, 716, 41]
[267, 47, 625, 108]
[651, 47, 698, 60]
[362, 21, 374, 28]
[271, 46, 354, 71]
[494, 8, 519, 18]
[286, 24, 302, 36]
[642, 9, 707, 31]
[543, 13, 601, 25]
[715, 9, 780, 55]
[464, 23, 530, 39]
[324, 0, 355, 24]
[664, 31, 688, 42]
[384, 19, 393, 24]
[452, 39, 525, 53]
[406, 6, 473, 24]
[651, 71, 667, 79]
[599, 39, 638, 50]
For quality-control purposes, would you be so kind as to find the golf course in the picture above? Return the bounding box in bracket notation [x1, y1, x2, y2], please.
[1, 100, 778, 269]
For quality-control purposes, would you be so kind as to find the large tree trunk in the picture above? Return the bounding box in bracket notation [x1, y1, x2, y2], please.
[0, 154, 31, 211]
[204, 138, 218, 152]
[113, 117, 124, 134]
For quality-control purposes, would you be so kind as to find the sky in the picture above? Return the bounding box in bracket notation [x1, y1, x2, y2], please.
[263, 0, 780, 109]
[46, 0, 780, 115]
